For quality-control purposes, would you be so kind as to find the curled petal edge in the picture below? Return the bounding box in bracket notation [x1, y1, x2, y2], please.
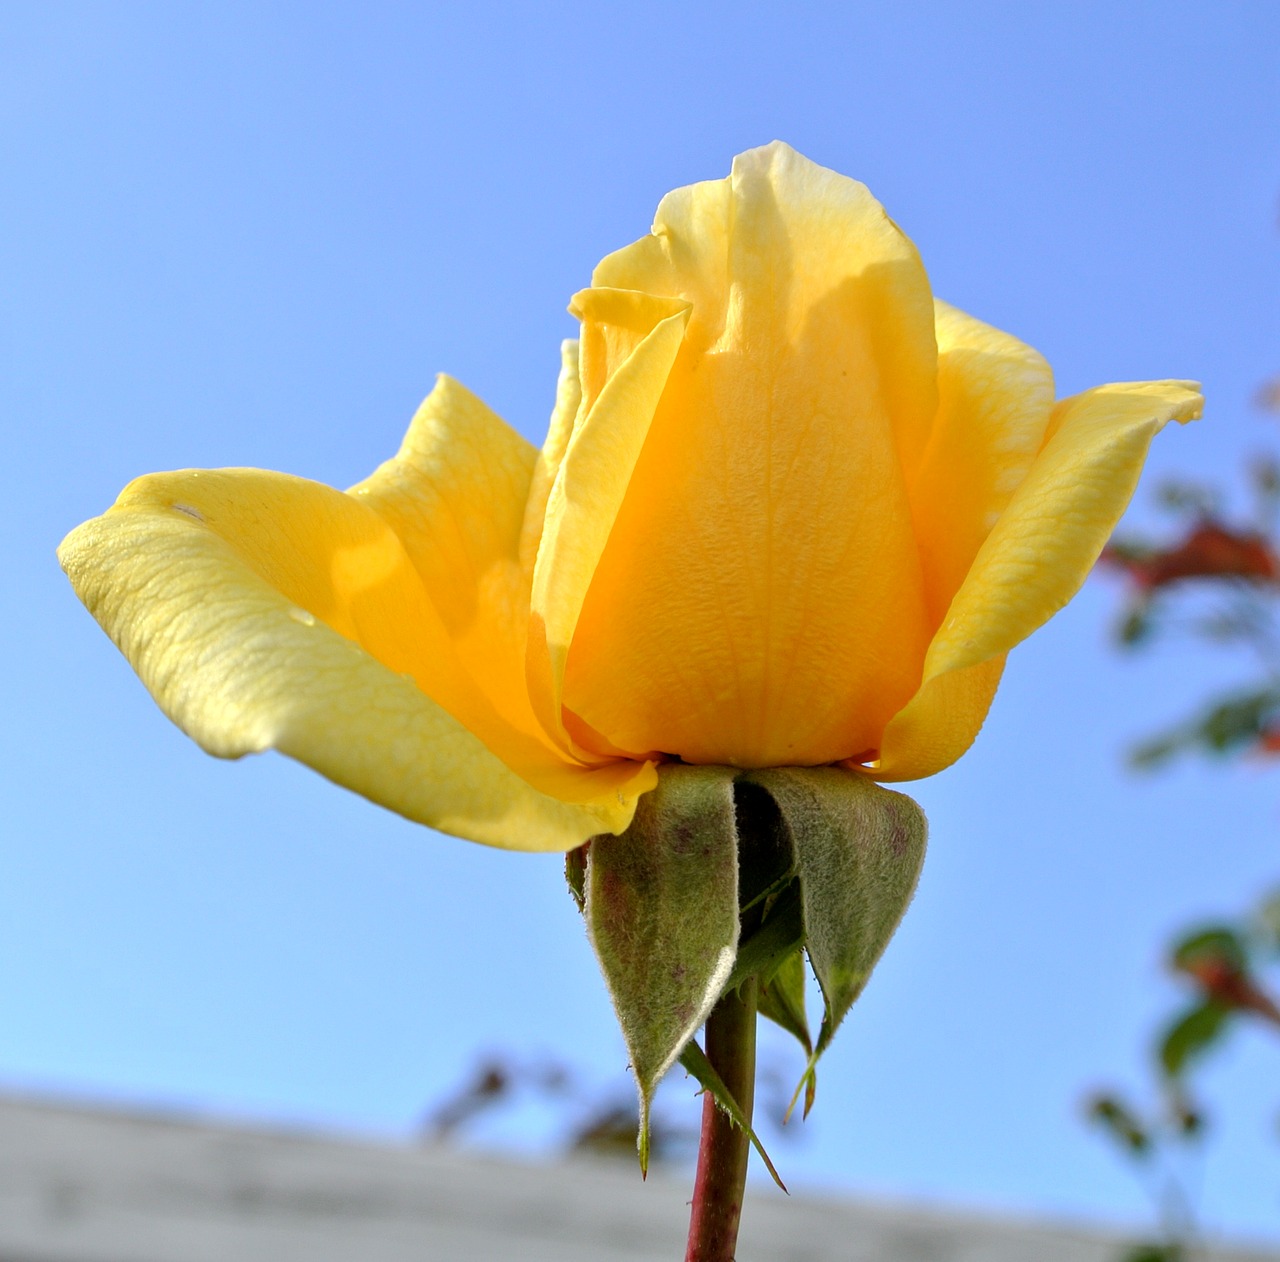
[59, 505, 651, 852]
[875, 379, 1203, 781]
[528, 289, 690, 752]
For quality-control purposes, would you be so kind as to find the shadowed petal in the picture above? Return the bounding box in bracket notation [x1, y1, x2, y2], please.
[59, 470, 649, 847]
[350, 374, 552, 750]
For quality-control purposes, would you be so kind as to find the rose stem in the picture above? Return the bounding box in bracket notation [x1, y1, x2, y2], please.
[684, 975, 759, 1262]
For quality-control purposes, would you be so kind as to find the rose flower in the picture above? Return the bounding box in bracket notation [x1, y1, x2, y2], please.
[60, 143, 1201, 851]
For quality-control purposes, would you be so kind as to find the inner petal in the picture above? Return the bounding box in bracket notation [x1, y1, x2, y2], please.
[562, 144, 937, 767]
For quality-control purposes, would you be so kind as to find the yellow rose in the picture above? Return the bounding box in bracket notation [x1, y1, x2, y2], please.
[59, 142, 1201, 851]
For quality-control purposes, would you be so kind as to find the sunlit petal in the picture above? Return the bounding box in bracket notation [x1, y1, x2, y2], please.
[564, 141, 937, 766]
[911, 301, 1055, 625]
[872, 656, 1005, 781]
[528, 288, 690, 750]
[877, 379, 1202, 780]
[60, 471, 650, 845]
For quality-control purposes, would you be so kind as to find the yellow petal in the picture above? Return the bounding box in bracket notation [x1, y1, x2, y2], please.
[349, 374, 548, 747]
[59, 470, 651, 847]
[870, 656, 1005, 782]
[562, 142, 938, 766]
[527, 288, 690, 750]
[911, 300, 1055, 624]
[518, 339, 582, 576]
[876, 379, 1202, 780]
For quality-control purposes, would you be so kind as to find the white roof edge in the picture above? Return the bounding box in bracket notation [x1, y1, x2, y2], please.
[0, 1090, 1274, 1262]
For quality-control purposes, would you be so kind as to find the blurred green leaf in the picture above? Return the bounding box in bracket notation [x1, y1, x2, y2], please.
[1249, 453, 1280, 514]
[1119, 604, 1154, 646]
[1129, 688, 1280, 770]
[1129, 733, 1185, 771]
[1171, 926, 1247, 975]
[1159, 1000, 1232, 1079]
[1086, 1093, 1150, 1158]
[1155, 477, 1218, 517]
[1255, 889, 1280, 952]
[1199, 691, 1280, 752]
[1104, 537, 1157, 565]
[1168, 1090, 1205, 1139]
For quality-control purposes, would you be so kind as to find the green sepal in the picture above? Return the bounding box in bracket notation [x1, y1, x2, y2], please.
[584, 764, 740, 1174]
[725, 879, 804, 993]
[564, 843, 588, 913]
[746, 767, 927, 1070]
[757, 947, 816, 1115]
[679, 1038, 787, 1191]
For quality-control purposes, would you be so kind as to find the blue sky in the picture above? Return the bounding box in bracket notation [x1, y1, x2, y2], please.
[4, 0, 1279, 1243]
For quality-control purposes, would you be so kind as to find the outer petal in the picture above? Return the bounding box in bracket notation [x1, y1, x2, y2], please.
[527, 288, 690, 752]
[349, 374, 548, 747]
[870, 656, 1006, 783]
[352, 364, 658, 793]
[563, 142, 937, 767]
[876, 379, 1202, 780]
[911, 300, 1055, 624]
[59, 471, 647, 847]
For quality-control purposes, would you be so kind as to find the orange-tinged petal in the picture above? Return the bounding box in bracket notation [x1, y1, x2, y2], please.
[562, 142, 938, 766]
[527, 288, 690, 751]
[876, 379, 1202, 780]
[912, 301, 1055, 624]
[926, 379, 1203, 677]
[349, 374, 549, 748]
[59, 470, 651, 843]
[871, 656, 1005, 782]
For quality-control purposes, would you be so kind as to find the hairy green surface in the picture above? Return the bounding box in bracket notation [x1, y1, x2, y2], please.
[584, 764, 740, 1170]
[747, 768, 927, 1068]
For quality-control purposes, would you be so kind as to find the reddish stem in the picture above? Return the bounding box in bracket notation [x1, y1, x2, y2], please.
[685, 977, 758, 1262]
